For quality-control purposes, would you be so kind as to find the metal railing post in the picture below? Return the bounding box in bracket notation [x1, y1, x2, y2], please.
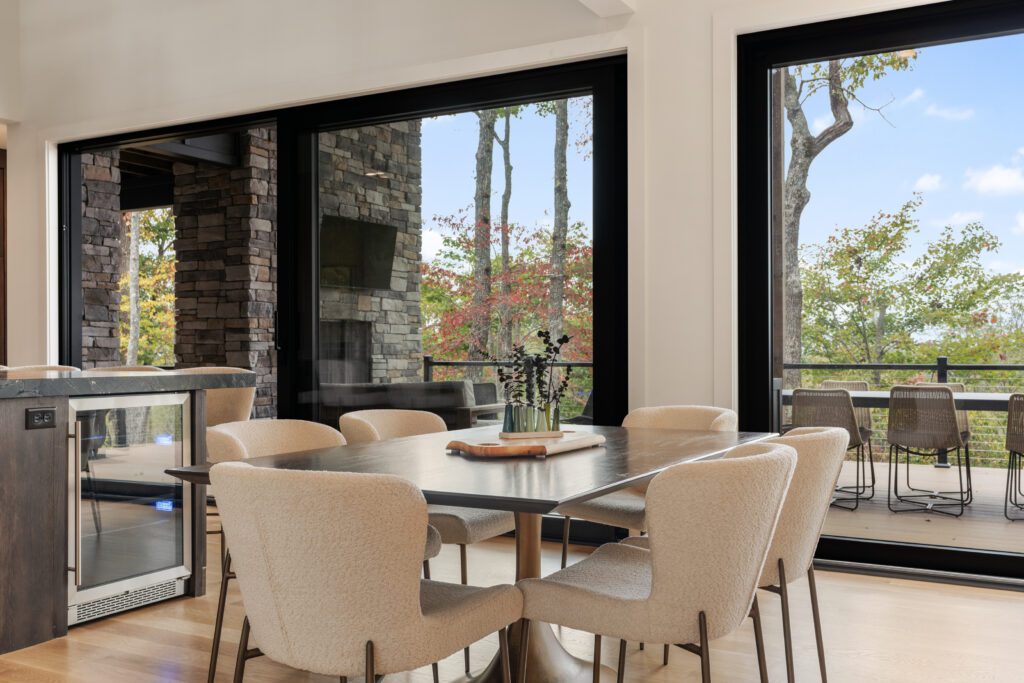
[936, 356, 950, 468]
[423, 355, 433, 382]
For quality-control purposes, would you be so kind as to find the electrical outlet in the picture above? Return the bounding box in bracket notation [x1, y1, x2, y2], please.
[25, 407, 57, 430]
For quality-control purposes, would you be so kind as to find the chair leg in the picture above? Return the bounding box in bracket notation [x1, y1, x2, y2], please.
[365, 641, 375, 683]
[560, 516, 571, 569]
[208, 550, 234, 683]
[593, 634, 602, 683]
[498, 627, 512, 683]
[663, 643, 670, 666]
[617, 639, 627, 683]
[778, 559, 795, 683]
[518, 620, 532, 683]
[698, 611, 711, 683]
[750, 596, 768, 683]
[461, 544, 470, 673]
[432, 662, 439, 683]
[808, 565, 828, 682]
[423, 560, 431, 580]
[233, 616, 251, 683]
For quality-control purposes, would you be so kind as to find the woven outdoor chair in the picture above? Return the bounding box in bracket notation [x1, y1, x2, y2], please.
[887, 385, 973, 517]
[790, 388, 872, 510]
[1004, 394, 1024, 521]
[918, 382, 971, 435]
[820, 379, 876, 498]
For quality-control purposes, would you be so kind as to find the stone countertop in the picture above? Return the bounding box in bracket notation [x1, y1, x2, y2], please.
[0, 369, 256, 399]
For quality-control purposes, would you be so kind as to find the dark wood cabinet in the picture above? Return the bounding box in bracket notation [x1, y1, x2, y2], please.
[0, 397, 69, 652]
[0, 148, 6, 365]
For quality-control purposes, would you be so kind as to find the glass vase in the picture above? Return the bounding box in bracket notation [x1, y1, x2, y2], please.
[551, 405, 561, 431]
[503, 404, 515, 432]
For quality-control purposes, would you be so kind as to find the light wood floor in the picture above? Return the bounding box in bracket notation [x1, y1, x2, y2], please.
[2, 533, 1023, 682]
[823, 460, 1024, 553]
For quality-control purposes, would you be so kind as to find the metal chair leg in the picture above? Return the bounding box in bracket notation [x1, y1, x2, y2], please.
[593, 634, 602, 683]
[750, 596, 768, 683]
[778, 559, 795, 683]
[498, 627, 512, 683]
[233, 617, 251, 683]
[461, 544, 470, 673]
[808, 565, 828, 682]
[518, 620, 531, 683]
[560, 516, 571, 569]
[423, 559, 431, 579]
[208, 550, 234, 683]
[617, 639, 627, 683]
[663, 643, 670, 666]
[431, 662, 439, 683]
[365, 641, 375, 683]
[698, 611, 711, 683]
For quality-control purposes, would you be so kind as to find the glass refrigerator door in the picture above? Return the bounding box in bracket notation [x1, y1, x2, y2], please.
[68, 393, 192, 604]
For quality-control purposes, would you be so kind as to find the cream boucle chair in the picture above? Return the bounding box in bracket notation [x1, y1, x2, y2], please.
[555, 405, 738, 570]
[82, 365, 164, 372]
[212, 462, 522, 682]
[7, 364, 79, 373]
[339, 408, 516, 674]
[174, 366, 256, 426]
[518, 444, 796, 683]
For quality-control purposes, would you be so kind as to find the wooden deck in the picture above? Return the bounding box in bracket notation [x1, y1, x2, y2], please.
[823, 460, 1024, 554]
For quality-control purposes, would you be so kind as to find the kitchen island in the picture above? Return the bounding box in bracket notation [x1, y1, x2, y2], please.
[0, 368, 254, 654]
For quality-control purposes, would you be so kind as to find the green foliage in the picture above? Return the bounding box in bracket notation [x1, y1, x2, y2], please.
[794, 50, 917, 104]
[119, 209, 176, 366]
[801, 195, 1024, 366]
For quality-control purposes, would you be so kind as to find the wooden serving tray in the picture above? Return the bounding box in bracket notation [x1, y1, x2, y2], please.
[447, 431, 606, 458]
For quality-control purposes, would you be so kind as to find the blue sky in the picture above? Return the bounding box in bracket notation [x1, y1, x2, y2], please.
[420, 97, 592, 262]
[793, 33, 1024, 274]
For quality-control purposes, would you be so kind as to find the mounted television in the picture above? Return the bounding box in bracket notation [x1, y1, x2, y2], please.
[319, 215, 399, 290]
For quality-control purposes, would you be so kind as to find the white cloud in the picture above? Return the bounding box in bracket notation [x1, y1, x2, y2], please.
[421, 229, 444, 262]
[925, 104, 975, 121]
[965, 165, 1024, 195]
[900, 88, 926, 106]
[913, 174, 943, 192]
[944, 210, 984, 226]
[1014, 211, 1024, 236]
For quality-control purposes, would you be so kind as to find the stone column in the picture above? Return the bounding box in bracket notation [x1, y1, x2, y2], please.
[80, 150, 122, 368]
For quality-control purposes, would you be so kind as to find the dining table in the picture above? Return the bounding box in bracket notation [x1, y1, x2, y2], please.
[168, 423, 774, 682]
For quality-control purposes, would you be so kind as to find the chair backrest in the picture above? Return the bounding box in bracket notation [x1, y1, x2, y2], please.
[730, 427, 849, 587]
[211, 462, 427, 675]
[1007, 394, 1024, 454]
[820, 379, 872, 433]
[7, 364, 79, 373]
[174, 367, 256, 426]
[645, 444, 796, 642]
[917, 382, 970, 434]
[887, 385, 964, 450]
[790, 389, 862, 447]
[339, 409, 447, 445]
[83, 365, 164, 373]
[206, 419, 346, 464]
[622, 405, 737, 431]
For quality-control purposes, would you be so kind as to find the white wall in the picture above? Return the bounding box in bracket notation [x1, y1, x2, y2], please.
[4, 0, 941, 408]
[0, 0, 20, 124]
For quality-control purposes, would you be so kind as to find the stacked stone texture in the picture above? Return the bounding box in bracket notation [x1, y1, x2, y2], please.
[318, 121, 424, 383]
[80, 151, 123, 368]
[174, 128, 277, 417]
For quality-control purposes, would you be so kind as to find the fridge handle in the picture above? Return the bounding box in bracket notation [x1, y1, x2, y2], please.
[67, 421, 82, 586]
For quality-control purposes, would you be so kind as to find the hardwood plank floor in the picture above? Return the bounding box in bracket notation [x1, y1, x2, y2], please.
[2, 532, 1022, 681]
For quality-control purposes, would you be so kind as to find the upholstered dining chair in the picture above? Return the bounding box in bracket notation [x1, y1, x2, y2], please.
[173, 366, 256, 426]
[518, 444, 796, 683]
[6, 364, 79, 372]
[203, 419, 446, 683]
[339, 408, 516, 674]
[789, 388, 872, 510]
[212, 462, 522, 683]
[887, 384, 973, 517]
[83, 365, 165, 372]
[555, 405, 738, 570]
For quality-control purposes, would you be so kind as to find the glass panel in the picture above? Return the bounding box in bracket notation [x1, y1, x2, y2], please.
[773, 35, 1024, 556]
[315, 98, 595, 427]
[77, 400, 184, 590]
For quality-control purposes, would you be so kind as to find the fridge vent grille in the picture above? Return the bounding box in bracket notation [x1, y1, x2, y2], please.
[72, 580, 181, 624]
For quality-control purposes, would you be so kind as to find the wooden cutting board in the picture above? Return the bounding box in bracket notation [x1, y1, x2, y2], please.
[447, 431, 606, 458]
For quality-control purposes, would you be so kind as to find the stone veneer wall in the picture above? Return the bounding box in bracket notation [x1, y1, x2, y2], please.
[318, 122, 423, 383]
[174, 128, 277, 417]
[80, 150, 122, 368]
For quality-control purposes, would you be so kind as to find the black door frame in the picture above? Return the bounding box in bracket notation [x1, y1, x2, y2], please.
[738, 0, 1024, 580]
[57, 56, 628, 425]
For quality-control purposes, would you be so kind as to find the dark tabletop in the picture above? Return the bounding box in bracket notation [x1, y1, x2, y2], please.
[167, 425, 774, 514]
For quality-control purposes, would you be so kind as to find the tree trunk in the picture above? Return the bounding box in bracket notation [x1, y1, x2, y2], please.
[495, 111, 514, 356]
[470, 110, 498, 374]
[126, 211, 141, 365]
[548, 99, 570, 340]
[781, 62, 853, 388]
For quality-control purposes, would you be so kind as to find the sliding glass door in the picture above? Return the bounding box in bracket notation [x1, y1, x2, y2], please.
[739, 1, 1024, 579]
